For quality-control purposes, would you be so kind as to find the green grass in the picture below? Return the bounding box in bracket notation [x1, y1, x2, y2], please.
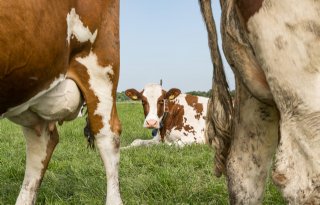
[0, 103, 285, 204]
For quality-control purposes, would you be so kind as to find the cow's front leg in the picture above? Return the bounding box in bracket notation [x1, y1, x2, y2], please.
[226, 80, 279, 205]
[16, 121, 59, 205]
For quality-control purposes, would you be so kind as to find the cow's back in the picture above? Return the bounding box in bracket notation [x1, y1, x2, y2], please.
[163, 94, 208, 145]
[180, 94, 208, 140]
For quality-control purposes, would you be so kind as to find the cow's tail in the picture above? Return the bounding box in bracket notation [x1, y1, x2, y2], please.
[198, 0, 233, 177]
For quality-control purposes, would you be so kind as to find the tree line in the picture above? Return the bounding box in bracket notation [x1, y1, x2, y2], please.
[116, 90, 235, 102]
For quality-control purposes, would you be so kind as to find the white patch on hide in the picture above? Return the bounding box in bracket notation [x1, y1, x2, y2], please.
[66, 8, 98, 44]
[76, 51, 114, 131]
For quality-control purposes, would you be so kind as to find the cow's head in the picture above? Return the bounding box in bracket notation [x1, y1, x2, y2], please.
[125, 84, 181, 129]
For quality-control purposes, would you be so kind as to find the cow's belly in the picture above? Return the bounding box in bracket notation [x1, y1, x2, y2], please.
[5, 78, 83, 126]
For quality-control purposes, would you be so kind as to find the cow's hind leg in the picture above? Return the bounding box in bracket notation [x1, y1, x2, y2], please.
[271, 85, 320, 204]
[16, 121, 59, 205]
[227, 79, 279, 205]
[242, 0, 320, 202]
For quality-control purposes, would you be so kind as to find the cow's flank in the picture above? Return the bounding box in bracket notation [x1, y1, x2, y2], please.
[0, 1, 122, 204]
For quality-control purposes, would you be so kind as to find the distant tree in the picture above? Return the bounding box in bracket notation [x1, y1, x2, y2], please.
[230, 90, 235, 98]
[186, 89, 234, 98]
[116, 91, 130, 102]
[186, 90, 211, 97]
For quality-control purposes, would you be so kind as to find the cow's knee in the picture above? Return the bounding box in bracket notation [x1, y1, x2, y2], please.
[110, 106, 121, 147]
[273, 161, 320, 204]
[111, 113, 121, 136]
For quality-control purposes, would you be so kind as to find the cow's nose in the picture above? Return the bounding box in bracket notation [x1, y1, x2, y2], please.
[146, 119, 157, 127]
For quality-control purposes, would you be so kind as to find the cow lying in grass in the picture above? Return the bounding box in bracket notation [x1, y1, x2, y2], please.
[124, 83, 208, 147]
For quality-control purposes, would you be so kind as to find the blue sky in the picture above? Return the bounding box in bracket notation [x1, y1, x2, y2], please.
[119, 1, 235, 92]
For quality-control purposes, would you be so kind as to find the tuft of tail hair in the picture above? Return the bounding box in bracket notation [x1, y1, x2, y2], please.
[84, 116, 95, 149]
[82, 104, 95, 149]
[198, 0, 233, 177]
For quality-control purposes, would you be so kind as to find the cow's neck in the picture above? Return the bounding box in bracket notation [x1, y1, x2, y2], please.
[152, 99, 169, 140]
[159, 100, 184, 140]
[160, 99, 169, 127]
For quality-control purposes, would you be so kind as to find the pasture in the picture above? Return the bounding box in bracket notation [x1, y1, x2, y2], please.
[0, 102, 285, 204]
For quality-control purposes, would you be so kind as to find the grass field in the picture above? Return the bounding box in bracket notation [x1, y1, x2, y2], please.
[0, 103, 286, 204]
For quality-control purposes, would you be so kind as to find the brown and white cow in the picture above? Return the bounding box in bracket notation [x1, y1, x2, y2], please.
[0, 1, 122, 204]
[199, 0, 320, 204]
[124, 84, 208, 147]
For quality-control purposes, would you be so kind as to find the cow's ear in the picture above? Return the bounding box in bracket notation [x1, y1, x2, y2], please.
[125, 89, 141, 101]
[165, 88, 181, 100]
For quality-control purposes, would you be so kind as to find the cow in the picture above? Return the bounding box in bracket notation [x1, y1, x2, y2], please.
[0, 1, 122, 205]
[124, 83, 209, 147]
[199, 0, 320, 204]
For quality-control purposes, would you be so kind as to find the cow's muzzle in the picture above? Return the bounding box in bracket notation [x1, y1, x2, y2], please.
[145, 119, 159, 129]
